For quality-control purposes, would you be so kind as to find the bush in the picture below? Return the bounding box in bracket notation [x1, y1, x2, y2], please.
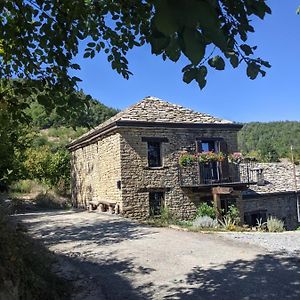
[193, 216, 219, 229]
[219, 216, 236, 231]
[10, 180, 46, 194]
[267, 216, 285, 232]
[34, 192, 70, 209]
[197, 202, 216, 219]
[226, 205, 241, 225]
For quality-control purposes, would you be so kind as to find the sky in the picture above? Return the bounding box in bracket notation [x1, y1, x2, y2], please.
[72, 1, 300, 123]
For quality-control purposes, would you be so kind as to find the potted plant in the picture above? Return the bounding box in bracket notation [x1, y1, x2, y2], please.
[228, 152, 244, 164]
[198, 151, 224, 164]
[179, 153, 196, 167]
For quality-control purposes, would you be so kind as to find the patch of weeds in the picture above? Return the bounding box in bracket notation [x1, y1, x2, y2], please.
[146, 207, 177, 227]
[34, 192, 71, 209]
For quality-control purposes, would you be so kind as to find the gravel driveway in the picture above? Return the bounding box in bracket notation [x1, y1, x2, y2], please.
[15, 210, 300, 300]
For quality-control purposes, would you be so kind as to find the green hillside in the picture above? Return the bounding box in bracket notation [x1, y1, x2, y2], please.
[0, 93, 119, 192]
[238, 121, 300, 162]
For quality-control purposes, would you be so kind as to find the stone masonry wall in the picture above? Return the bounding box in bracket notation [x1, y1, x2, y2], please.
[71, 132, 122, 208]
[119, 127, 239, 220]
[243, 193, 300, 230]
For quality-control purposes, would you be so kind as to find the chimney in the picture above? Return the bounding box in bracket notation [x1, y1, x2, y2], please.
[255, 168, 265, 186]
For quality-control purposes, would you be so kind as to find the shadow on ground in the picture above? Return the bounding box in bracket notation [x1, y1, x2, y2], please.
[15, 211, 158, 247]
[16, 211, 300, 299]
[163, 253, 300, 300]
[52, 250, 300, 300]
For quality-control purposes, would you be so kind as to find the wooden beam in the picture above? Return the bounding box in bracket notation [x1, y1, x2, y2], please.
[212, 187, 234, 195]
[213, 193, 222, 221]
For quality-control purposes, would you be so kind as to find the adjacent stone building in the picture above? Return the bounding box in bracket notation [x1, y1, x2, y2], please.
[68, 97, 300, 229]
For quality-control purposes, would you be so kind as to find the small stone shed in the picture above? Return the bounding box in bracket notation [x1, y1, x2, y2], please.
[68, 97, 300, 229]
[243, 162, 300, 230]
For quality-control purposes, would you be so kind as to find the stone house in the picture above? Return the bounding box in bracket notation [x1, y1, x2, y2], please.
[242, 162, 300, 230]
[68, 97, 300, 229]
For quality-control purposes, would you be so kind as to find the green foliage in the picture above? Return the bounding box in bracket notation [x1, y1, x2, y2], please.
[24, 146, 70, 192]
[226, 205, 241, 225]
[148, 206, 176, 226]
[219, 205, 240, 231]
[238, 122, 300, 162]
[266, 216, 285, 232]
[0, 85, 117, 192]
[10, 180, 40, 194]
[179, 154, 196, 166]
[0, 104, 32, 183]
[0, 0, 271, 120]
[197, 202, 216, 219]
[26, 91, 119, 129]
[159, 206, 175, 224]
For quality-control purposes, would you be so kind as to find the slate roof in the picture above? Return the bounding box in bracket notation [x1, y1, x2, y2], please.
[244, 162, 300, 195]
[69, 96, 235, 149]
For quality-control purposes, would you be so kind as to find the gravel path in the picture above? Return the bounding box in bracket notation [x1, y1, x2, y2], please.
[217, 231, 300, 255]
[14, 210, 300, 300]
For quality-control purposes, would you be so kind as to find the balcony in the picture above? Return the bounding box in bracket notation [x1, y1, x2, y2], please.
[178, 160, 257, 188]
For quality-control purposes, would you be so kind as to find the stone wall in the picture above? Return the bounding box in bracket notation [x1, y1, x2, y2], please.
[71, 132, 122, 208]
[243, 192, 300, 230]
[119, 127, 239, 220]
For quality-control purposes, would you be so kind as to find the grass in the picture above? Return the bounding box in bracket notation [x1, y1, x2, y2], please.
[10, 179, 47, 194]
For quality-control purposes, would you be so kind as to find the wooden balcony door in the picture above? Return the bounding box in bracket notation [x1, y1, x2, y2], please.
[197, 139, 221, 182]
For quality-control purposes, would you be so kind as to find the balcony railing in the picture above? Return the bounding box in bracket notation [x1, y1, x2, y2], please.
[178, 160, 257, 187]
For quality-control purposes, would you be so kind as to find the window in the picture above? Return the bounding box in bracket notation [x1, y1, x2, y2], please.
[147, 141, 162, 167]
[197, 139, 221, 182]
[149, 192, 164, 216]
[197, 140, 220, 153]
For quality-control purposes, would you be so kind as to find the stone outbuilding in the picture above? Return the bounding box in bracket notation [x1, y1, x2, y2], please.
[68, 97, 300, 229]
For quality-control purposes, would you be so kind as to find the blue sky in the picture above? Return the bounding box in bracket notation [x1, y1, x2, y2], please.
[72, 1, 300, 123]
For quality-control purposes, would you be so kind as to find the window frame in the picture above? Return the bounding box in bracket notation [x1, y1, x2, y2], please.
[147, 141, 162, 168]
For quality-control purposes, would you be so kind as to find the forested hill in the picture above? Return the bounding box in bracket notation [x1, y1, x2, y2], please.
[238, 121, 300, 160]
[0, 92, 119, 186]
[26, 94, 119, 129]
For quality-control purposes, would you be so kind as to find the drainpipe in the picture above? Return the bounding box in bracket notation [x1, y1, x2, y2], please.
[291, 145, 300, 222]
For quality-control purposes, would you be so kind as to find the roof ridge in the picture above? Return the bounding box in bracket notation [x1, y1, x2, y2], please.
[68, 96, 234, 149]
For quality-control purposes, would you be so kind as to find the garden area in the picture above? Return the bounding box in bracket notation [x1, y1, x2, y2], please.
[146, 202, 292, 234]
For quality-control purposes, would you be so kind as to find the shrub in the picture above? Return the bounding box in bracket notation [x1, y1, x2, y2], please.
[10, 180, 48, 195]
[34, 192, 70, 209]
[267, 216, 285, 232]
[193, 216, 219, 229]
[219, 216, 236, 231]
[256, 218, 267, 231]
[10, 180, 36, 194]
[226, 205, 241, 225]
[197, 202, 216, 219]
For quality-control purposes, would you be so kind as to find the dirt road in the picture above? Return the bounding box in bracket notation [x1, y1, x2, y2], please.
[15, 211, 300, 299]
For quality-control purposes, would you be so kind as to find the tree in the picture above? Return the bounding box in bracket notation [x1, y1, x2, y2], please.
[0, 0, 271, 118]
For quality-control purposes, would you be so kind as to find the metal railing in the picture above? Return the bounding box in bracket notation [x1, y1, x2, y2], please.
[178, 160, 257, 187]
